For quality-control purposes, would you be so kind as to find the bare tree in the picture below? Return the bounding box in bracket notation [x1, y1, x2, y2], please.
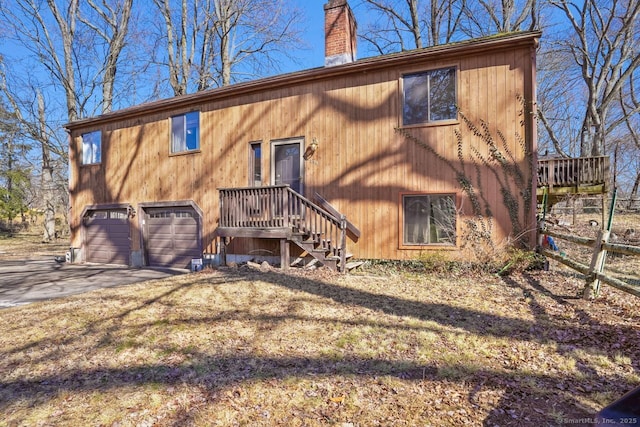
[536, 45, 578, 157]
[0, 87, 30, 232]
[79, 0, 134, 113]
[153, 0, 304, 94]
[361, 0, 467, 53]
[0, 0, 135, 240]
[153, 0, 213, 95]
[548, 0, 640, 157]
[36, 92, 56, 242]
[0, 1, 82, 121]
[620, 77, 640, 206]
[0, 65, 68, 241]
[462, 0, 537, 37]
[212, 0, 303, 86]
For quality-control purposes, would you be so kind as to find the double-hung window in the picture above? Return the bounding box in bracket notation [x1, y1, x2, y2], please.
[402, 67, 457, 126]
[171, 111, 200, 153]
[402, 193, 457, 246]
[81, 131, 101, 165]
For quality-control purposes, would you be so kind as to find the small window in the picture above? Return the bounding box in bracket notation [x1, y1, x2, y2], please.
[81, 131, 101, 165]
[109, 210, 128, 219]
[403, 67, 456, 126]
[402, 194, 456, 245]
[250, 142, 262, 187]
[87, 210, 108, 219]
[175, 210, 194, 218]
[171, 111, 199, 153]
[149, 211, 171, 219]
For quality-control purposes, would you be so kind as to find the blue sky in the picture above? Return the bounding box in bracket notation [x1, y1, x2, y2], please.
[287, 0, 369, 72]
[0, 0, 367, 120]
[290, 0, 326, 70]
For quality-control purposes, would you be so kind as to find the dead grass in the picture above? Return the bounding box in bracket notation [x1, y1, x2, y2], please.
[0, 233, 68, 260]
[543, 212, 640, 285]
[2, 219, 640, 426]
[1, 261, 640, 426]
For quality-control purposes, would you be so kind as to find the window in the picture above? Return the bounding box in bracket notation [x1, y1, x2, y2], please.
[175, 210, 194, 218]
[149, 211, 171, 219]
[402, 194, 456, 245]
[249, 142, 262, 186]
[109, 210, 128, 219]
[171, 111, 199, 153]
[402, 67, 456, 126]
[81, 131, 101, 165]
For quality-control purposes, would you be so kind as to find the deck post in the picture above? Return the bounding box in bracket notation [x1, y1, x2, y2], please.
[280, 238, 290, 270]
[220, 237, 227, 267]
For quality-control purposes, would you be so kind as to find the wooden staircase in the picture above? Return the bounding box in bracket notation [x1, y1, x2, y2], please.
[216, 185, 355, 272]
[289, 227, 352, 271]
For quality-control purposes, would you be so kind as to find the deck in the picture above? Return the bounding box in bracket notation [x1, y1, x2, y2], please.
[537, 156, 609, 204]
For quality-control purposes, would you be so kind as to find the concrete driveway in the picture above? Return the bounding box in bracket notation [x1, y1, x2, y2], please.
[0, 259, 184, 308]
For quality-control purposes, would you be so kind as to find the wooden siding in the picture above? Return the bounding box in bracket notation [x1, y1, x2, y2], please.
[68, 33, 538, 262]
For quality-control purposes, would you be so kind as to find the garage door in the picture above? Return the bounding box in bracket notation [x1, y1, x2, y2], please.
[83, 209, 130, 265]
[144, 207, 201, 268]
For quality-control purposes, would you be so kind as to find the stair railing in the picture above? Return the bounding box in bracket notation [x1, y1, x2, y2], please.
[219, 185, 348, 268]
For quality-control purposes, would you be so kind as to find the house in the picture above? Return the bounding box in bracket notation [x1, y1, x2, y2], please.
[65, 0, 540, 271]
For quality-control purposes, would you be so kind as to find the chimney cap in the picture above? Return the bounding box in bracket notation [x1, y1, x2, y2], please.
[324, 0, 348, 9]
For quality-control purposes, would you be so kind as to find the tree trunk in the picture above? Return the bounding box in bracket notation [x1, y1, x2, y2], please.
[38, 93, 56, 242]
[42, 165, 56, 242]
[84, 0, 133, 113]
[629, 172, 640, 210]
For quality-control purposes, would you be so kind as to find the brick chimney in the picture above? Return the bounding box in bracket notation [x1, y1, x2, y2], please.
[324, 0, 357, 67]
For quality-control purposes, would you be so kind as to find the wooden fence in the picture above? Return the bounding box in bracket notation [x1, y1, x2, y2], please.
[540, 228, 640, 298]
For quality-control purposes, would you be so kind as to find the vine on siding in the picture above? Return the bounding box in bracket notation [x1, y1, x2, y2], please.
[395, 100, 533, 260]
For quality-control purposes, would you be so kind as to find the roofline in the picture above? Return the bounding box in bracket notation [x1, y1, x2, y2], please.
[65, 31, 541, 131]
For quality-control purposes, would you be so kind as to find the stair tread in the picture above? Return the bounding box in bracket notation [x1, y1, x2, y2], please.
[326, 253, 353, 260]
[345, 261, 365, 270]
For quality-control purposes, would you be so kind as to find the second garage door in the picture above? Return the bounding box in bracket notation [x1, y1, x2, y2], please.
[144, 207, 201, 268]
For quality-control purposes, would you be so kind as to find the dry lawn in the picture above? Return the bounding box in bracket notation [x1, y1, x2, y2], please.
[0, 233, 69, 261]
[1, 249, 640, 425]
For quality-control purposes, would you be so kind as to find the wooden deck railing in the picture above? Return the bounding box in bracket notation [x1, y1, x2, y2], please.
[218, 185, 348, 270]
[537, 156, 609, 190]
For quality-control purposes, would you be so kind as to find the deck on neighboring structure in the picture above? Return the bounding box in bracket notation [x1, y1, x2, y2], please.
[537, 156, 609, 205]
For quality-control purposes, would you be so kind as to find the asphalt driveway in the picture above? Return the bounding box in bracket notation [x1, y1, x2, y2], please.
[0, 259, 184, 308]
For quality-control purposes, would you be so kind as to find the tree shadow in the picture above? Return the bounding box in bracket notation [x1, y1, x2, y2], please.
[2, 269, 637, 425]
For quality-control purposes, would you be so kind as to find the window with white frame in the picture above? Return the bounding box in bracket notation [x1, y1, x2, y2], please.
[81, 130, 101, 165]
[402, 194, 457, 245]
[171, 111, 200, 153]
[402, 67, 457, 126]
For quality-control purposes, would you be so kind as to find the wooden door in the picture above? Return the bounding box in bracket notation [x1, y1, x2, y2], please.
[272, 140, 302, 194]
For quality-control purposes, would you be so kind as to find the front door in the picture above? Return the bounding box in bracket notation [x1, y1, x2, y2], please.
[272, 140, 303, 194]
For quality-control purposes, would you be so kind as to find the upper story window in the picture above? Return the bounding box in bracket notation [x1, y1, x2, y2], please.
[171, 111, 199, 153]
[81, 130, 101, 165]
[402, 67, 457, 126]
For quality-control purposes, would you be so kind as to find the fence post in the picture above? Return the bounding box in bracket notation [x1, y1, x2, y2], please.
[583, 188, 617, 299]
[583, 229, 610, 299]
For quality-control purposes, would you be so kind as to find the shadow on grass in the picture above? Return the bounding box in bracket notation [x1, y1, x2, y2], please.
[1, 268, 638, 425]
